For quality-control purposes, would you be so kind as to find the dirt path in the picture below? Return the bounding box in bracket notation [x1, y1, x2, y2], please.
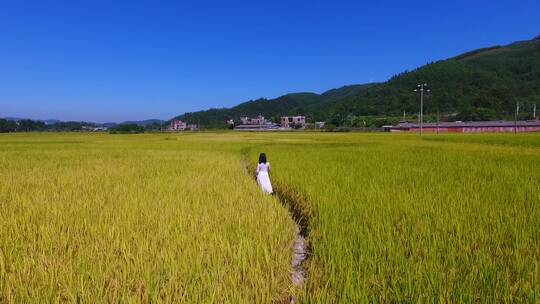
[242, 159, 311, 303]
[273, 183, 311, 304]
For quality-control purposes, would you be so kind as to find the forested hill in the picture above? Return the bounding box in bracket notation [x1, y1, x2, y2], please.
[176, 36, 540, 127]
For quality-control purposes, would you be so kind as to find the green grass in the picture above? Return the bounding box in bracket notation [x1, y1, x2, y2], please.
[1, 132, 539, 303]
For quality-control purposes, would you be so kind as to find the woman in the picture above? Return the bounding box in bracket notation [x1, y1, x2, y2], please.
[256, 153, 273, 194]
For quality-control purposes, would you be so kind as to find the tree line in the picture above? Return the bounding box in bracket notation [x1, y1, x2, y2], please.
[0, 119, 166, 133]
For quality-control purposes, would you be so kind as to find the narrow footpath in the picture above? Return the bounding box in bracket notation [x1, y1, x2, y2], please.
[242, 158, 312, 304]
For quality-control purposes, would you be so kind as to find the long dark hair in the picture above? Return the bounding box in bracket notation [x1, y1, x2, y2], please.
[258, 153, 267, 164]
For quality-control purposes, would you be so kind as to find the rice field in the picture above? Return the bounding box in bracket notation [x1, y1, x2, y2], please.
[248, 132, 540, 303]
[0, 133, 296, 302]
[1, 132, 539, 303]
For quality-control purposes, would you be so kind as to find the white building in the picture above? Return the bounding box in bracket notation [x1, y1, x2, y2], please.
[281, 116, 306, 128]
[235, 115, 279, 131]
[240, 115, 268, 125]
[169, 119, 187, 131]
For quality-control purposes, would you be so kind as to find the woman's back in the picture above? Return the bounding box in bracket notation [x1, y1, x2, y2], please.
[256, 153, 273, 194]
[257, 162, 271, 173]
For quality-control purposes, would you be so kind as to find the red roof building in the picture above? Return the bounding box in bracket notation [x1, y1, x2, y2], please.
[390, 120, 540, 133]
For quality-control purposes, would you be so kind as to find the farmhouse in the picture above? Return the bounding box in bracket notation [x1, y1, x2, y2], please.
[169, 119, 187, 131]
[281, 116, 306, 129]
[235, 115, 279, 131]
[390, 120, 540, 133]
[240, 115, 268, 125]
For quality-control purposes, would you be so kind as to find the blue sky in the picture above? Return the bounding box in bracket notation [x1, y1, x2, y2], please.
[1, 0, 538, 122]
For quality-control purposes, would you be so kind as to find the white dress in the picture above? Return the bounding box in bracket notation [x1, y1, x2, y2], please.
[256, 162, 273, 194]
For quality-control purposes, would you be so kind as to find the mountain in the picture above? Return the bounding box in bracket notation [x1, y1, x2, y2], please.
[3, 117, 61, 125]
[119, 119, 165, 126]
[4, 117, 29, 121]
[2, 117, 166, 127]
[102, 122, 119, 128]
[174, 36, 540, 127]
[43, 119, 62, 125]
[177, 85, 377, 127]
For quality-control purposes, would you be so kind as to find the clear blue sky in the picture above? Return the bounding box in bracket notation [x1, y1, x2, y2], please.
[1, 0, 538, 122]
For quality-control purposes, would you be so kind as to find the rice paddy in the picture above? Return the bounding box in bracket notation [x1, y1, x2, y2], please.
[0, 133, 295, 303]
[1, 132, 539, 302]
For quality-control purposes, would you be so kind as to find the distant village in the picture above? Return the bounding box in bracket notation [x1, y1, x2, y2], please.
[166, 115, 540, 133]
[168, 115, 324, 131]
[227, 115, 325, 131]
[168, 119, 199, 131]
[3, 115, 539, 134]
[226, 115, 540, 133]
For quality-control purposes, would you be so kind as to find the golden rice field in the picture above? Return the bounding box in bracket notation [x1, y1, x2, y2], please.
[1, 132, 539, 303]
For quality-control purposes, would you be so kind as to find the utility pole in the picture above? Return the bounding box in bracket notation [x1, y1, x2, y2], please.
[436, 110, 440, 135]
[420, 88, 423, 136]
[414, 83, 430, 136]
[514, 102, 519, 135]
[403, 110, 406, 122]
[534, 103, 537, 120]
